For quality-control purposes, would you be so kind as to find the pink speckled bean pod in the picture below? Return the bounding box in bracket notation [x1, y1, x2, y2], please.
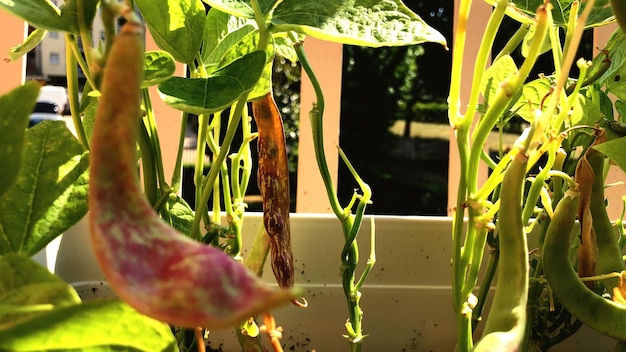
[89, 20, 297, 329]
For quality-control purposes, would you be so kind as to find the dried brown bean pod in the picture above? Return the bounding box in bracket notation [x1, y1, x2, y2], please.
[574, 151, 599, 290]
[251, 92, 294, 290]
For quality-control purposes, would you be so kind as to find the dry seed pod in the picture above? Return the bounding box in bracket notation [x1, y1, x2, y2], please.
[251, 92, 294, 290]
[89, 21, 296, 329]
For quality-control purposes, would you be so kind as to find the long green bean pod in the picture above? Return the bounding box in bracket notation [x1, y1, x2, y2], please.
[543, 188, 626, 341]
[588, 138, 625, 292]
[474, 151, 529, 351]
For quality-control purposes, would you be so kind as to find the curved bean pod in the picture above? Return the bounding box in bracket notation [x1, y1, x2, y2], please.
[543, 188, 626, 340]
[474, 152, 529, 351]
[251, 92, 294, 290]
[89, 21, 296, 329]
[574, 149, 599, 290]
[588, 141, 625, 291]
[611, 0, 626, 35]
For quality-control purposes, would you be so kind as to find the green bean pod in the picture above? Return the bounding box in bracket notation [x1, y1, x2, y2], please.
[611, 0, 626, 35]
[543, 188, 626, 340]
[588, 145, 625, 291]
[474, 152, 529, 351]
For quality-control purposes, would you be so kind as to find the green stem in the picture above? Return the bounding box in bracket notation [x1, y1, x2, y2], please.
[190, 100, 247, 240]
[141, 89, 168, 192]
[66, 34, 97, 91]
[472, 238, 498, 329]
[194, 113, 209, 215]
[461, 0, 508, 131]
[170, 112, 189, 193]
[65, 35, 90, 150]
[138, 117, 159, 206]
[292, 32, 373, 350]
[493, 23, 531, 62]
[290, 35, 343, 218]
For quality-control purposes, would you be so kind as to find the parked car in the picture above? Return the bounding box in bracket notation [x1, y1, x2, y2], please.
[29, 101, 64, 127]
[37, 85, 69, 115]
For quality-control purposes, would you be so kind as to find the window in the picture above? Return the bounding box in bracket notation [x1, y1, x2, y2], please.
[49, 52, 60, 65]
[48, 32, 59, 39]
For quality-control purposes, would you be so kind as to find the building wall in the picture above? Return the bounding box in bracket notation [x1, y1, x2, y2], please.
[35, 0, 106, 82]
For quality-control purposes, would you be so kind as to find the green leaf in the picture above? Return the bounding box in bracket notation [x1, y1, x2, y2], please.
[485, 0, 614, 28]
[202, 8, 251, 63]
[0, 253, 80, 328]
[513, 76, 552, 122]
[214, 29, 275, 99]
[0, 82, 40, 198]
[273, 33, 301, 63]
[59, 0, 99, 34]
[587, 28, 626, 87]
[0, 0, 79, 33]
[165, 195, 194, 236]
[521, 23, 551, 58]
[203, 24, 256, 71]
[0, 121, 89, 256]
[572, 87, 601, 125]
[143, 51, 177, 88]
[136, 0, 206, 65]
[481, 55, 518, 107]
[617, 100, 626, 121]
[0, 299, 178, 352]
[593, 137, 626, 173]
[202, 0, 266, 19]
[270, 0, 447, 47]
[7, 28, 47, 61]
[158, 50, 266, 114]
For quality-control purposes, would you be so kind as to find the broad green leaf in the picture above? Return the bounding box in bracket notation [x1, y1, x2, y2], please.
[587, 28, 626, 87]
[0, 299, 178, 352]
[0, 121, 89, 256]
[203, 24, 256, 71]
[273, 33, 301, 63]
[593, 137, 626, 173]
[203, 8, 251, 62]
[513, 77, 552, 122]
[203, 0, 277, 19]
[270, 0, 447, 47]
[521, 23, 551, 58]
[215, 30, 275, 99]
[136, 0, 206, 65]
[0, 0, 74, 32]
[485, 0, 614, 28]
[158, 51, 266, 114]
[0, 253, 80, 328]
[0, 82, 40, 198]
[164, 195, 194, 236]
[142, 51, 177, 88]
[59, 0, 99, 35]
[572, 87, 601, 125]
[481, 55, 518, 107]
[602, 32, 626, 99]
[7, 28, 47, 61]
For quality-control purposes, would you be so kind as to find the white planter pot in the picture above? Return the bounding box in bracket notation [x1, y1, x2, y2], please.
[38, 213, 618, 351]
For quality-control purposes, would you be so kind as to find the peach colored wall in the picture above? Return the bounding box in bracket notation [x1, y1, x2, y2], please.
[447, 0, 492, 216]
[0, 13, 26, 94]
[595, 23, 626, 219]
[295, 37, 343, 213]
[144, 30, 186, 187]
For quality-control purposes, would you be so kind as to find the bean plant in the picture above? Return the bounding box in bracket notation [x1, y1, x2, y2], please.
[0, 0, 445, 351]
[450, 0, 626, 350]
